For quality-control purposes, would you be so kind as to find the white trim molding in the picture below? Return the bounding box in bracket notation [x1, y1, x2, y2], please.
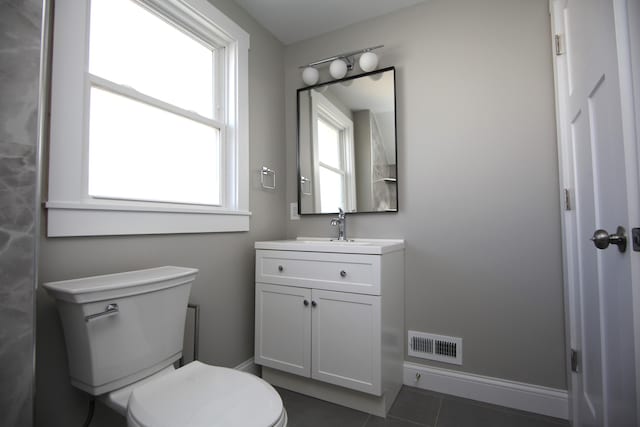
[234, 358, 260, 376]
[47, 204, 250, 236]
[403, 362, 568, 420]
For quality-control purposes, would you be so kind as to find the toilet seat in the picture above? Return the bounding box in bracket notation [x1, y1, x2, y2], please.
[126, 361, 286, 427]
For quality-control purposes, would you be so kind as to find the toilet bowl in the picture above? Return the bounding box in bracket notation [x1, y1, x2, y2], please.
[43, 267, 286, 427]
[125, 361, 286, 427]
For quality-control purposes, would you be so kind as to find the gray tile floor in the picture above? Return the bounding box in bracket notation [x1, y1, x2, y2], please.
[276, 386, 569, 427]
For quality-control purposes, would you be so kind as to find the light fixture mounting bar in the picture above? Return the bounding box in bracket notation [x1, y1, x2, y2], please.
[299, 45, 384, 69]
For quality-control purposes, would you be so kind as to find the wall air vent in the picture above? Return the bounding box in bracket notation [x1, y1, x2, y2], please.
[408, 330, 463, 365]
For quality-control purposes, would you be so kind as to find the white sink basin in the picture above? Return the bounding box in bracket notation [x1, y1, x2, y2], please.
[297, 240, 374, 245]
[254, 238, 404, 254]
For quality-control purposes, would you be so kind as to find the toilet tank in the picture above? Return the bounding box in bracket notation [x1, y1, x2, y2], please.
[43, 266, 198, 396]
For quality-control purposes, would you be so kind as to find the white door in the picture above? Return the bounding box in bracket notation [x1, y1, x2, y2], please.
[551, 0, 638, 426]
[255, 283, 312, 376]
[311, 289, 381, 395]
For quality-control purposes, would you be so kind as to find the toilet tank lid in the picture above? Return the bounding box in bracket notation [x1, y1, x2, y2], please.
[43, 266, 199, 303]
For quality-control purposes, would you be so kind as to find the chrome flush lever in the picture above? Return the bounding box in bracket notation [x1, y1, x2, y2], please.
[85, 303, 119, 322]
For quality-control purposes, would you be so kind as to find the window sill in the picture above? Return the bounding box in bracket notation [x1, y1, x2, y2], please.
[45, 200, 251, 237]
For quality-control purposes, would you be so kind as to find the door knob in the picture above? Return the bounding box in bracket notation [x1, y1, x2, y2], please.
[591, 226, 627, 253]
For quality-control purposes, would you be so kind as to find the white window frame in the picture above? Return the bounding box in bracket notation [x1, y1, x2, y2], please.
[310, 91, 356, 212]
[46, 0, 250, 236]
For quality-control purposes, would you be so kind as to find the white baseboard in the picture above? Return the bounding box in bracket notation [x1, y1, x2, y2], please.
[403, 362, 568, 420]
[234, 357, 260, 376]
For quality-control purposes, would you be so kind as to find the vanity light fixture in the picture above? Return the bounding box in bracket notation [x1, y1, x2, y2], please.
[299, 45, 383, 85]
[302, 66, 320, 85]
[329, 59, 348, 79]
[359, 51, 379, 72]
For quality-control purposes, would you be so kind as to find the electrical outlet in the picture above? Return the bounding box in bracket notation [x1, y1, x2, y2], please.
[290, 203, 300, 220]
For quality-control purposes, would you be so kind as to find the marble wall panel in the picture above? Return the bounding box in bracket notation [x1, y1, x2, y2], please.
[0, 0, 43, 426]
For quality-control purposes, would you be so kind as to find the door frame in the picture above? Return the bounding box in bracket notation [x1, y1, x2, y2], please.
[550, 0, 640, 424]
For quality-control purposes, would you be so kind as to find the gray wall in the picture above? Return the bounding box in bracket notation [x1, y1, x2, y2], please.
[35, 1, 286, 426]
[0, 0, 43, 426]
[285, 0, 567, 389]
[31, 0, 567, 425]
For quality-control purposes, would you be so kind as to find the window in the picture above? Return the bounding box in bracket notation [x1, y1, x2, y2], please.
[310, 92, 355, 213]
[46, 0, 250, 236]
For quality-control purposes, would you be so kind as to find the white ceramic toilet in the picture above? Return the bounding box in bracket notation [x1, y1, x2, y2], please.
[43, 266, 287, 427]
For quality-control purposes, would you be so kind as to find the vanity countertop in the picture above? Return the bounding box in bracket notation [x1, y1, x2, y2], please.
[254, 237, 404, 255]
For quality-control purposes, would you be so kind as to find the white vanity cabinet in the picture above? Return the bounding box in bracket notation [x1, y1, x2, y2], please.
[254, 239, 404, 417]
[255, 283, 312, 377]
[255, 283, 381, 394]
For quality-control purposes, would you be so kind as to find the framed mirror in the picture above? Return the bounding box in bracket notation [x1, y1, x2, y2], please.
[297, 67, 397, 215]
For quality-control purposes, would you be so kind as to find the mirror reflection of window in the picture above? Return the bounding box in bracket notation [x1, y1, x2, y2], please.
[317, 118, 345, 212]
[317, 119, 341, 168]
[311, 91, 356, 213]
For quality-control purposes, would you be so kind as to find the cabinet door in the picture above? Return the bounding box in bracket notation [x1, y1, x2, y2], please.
[255, 283, 311, 377]
[311, 289, 381, 395]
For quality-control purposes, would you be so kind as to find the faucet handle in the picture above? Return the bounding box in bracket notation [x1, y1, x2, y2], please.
[331, 208, 347, 241]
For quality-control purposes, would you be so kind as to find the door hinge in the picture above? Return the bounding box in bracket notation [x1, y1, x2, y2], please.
[555, 34, 564, 56]
[571, 349, 579, 372]
[564, 188, 572, 211]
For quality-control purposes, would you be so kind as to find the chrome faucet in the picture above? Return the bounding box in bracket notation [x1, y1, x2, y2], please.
[330, 208, 347, 241]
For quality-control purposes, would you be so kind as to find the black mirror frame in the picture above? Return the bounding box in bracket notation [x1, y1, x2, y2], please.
[296, 66, 398, 216]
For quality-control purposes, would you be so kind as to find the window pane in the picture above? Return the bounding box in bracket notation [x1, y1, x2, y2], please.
[90, 0, 215, 118]
[317, 118, 341, 168]
[88, 87, 220, 205]
[319, 167, 344, 213]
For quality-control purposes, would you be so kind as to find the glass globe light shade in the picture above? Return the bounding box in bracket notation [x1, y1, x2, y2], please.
[302, 67, 319, 85]
[329, 59, 348, 79]
[359, 52, 379, 72]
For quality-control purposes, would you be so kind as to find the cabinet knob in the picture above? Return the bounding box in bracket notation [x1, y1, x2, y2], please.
[340, 270, 347, 278]
[278, 265, 284, 272]
[303, 299, 309, 306]
[311, 300, 317, 307]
